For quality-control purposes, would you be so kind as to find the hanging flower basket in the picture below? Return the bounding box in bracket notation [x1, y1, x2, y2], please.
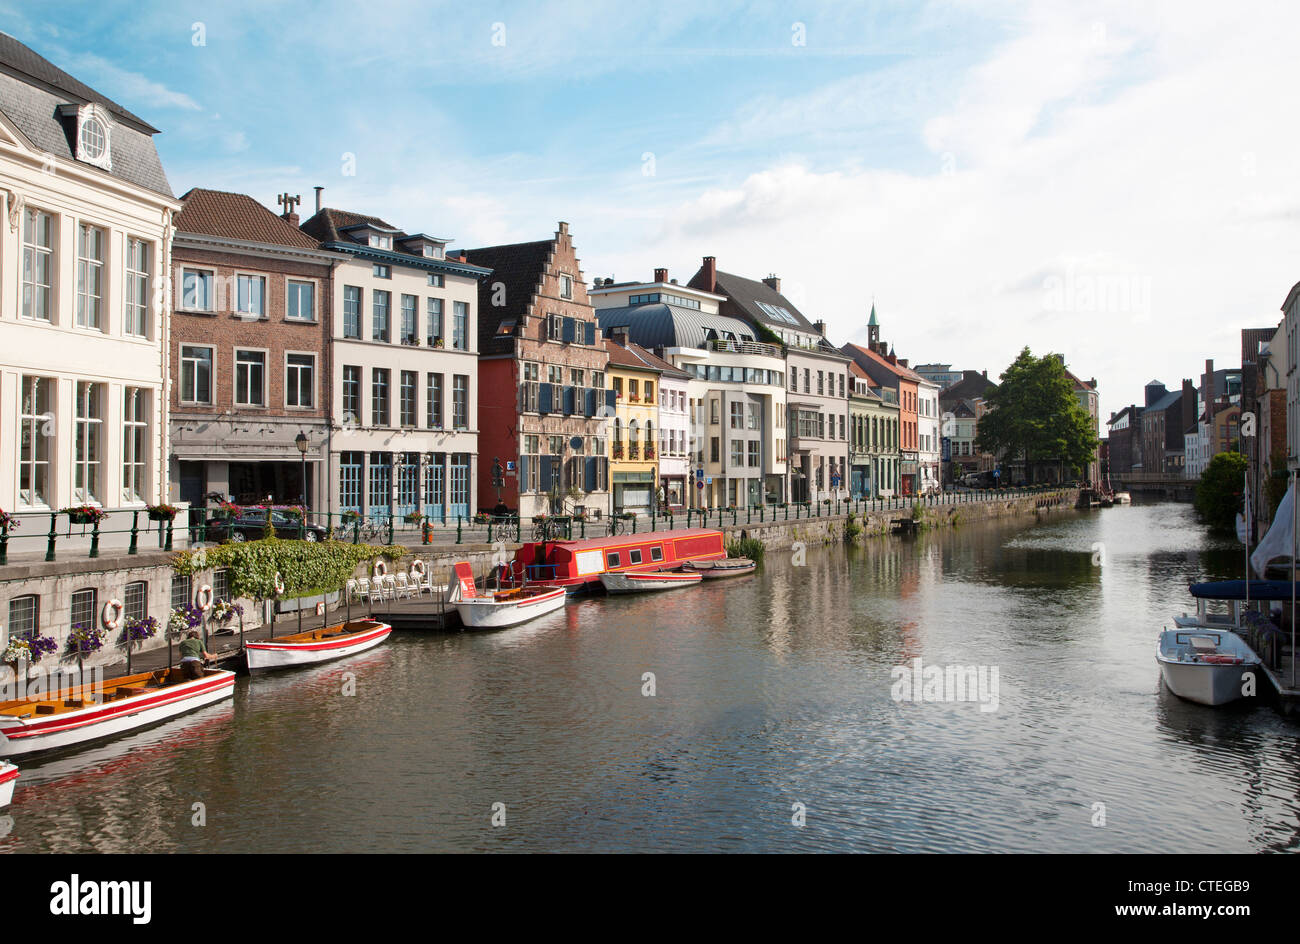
[341, 509, 361, 524]
[0, 508, 19, 531]
[214, 501, 240, 519]
[122, 615, 159, 643]
[404, 512, 424, 524]
[210, 599, 244, 624]
[66, 622, 106, 655]
[146, 503, 179, 522]
[62, 505, 108, 526]
[168, 604, 203, 640]
[5, 634, 57, 665]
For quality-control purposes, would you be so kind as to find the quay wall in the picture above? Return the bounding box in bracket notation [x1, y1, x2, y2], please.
[0, 491, 1079, 681]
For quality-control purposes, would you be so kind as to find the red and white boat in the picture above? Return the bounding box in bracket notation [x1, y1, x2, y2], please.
[504, 528, 726, 594]
[452, 562, 567, 629]
[599, 570, 702, 594]
[0, 762, 17, 808]
[0, 667, 235, 758]
[244, 618, 392, 673]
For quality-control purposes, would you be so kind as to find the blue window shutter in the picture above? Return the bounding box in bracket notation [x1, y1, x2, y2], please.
[561, 386, 573, 415]
[520, 457, 529, 491]
[539, 383, 553, 414]
[562, 317, 575, 343]
[583, 322, 595, 346]
[605, 389, 617, 411]
[585, 388, 596, 417]
[584, 457, 596, 491]
[540, 457, 553, 492]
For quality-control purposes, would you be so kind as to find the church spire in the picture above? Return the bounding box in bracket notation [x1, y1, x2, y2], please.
[867, 299, 879, 346]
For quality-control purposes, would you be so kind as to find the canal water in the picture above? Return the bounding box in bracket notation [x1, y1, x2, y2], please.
[3, 501, 1298, 853]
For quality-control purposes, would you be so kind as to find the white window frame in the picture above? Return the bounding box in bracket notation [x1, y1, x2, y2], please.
[181, 267, 216, 312]
[285, 351, 316, 409]
[234, 347, 268, 407]
[18, 375, 53, 508]
[124, 236, 151, 337]
[21, 208, 55, 322]
[179, 345, 215, 405]
[286, 278, 317, 322]
[234, 272, 267, 318]
[73, 380, 103, 504]
[75, 222, 105, 330]
[122, 386, 149, 504]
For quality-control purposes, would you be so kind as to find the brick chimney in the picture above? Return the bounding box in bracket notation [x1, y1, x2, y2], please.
[610, 326, 629, 347]
[813, 319, 826, 336]
[762, 274, 781, 293]
[701, 256, 717, 293]
[898, 358, 909, 368]
[654, 267, 668, 283]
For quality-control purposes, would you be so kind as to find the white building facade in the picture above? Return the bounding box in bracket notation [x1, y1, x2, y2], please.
[0, 44, 179, 523]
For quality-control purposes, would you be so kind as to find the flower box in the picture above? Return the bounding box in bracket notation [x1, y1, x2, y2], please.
[62, 505, 108, 525]
[146, 504, 179, 522]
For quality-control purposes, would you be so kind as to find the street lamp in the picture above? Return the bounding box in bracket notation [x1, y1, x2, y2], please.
[295, 430, 309, 513]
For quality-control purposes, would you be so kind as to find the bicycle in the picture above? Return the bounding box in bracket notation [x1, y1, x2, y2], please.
[532, 517, 562, 542]
[356, 518, 387, 544]
[607, 516, 628, 537]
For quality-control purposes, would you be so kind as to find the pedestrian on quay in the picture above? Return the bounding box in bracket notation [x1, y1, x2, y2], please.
[179, 630, 215, 680]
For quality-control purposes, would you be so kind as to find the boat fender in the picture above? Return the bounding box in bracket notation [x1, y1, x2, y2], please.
[373, 559, 387, 578]
[195, 584, 214, 611]
[273, 572, 285, 596]
[101, 599, 124, 630]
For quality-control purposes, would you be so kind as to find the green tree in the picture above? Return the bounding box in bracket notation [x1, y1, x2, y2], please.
[975, 348, 1097, 482]
[1195, 451, 1248, 534]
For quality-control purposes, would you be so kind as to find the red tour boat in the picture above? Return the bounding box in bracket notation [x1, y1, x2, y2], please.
[503, 528, 726, 593]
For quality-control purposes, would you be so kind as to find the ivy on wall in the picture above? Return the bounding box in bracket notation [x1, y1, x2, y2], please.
[172, 539, 405, 600]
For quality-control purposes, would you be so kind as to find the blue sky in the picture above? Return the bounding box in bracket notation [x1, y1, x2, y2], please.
[9, 1, 1300, 422]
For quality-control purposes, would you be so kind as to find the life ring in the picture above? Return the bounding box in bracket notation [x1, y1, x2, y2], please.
[410, 559, 426, 577]
[101, 599, 123, 630]
[273, 572, 285, 596]
[373, 559, 387, 577]
[195, 584, 213, 611]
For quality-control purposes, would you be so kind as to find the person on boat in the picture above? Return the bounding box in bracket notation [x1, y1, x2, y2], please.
[179, 631, 214, 680]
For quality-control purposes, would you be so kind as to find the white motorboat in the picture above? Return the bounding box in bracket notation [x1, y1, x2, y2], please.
[682, 557, 757, 579]
[0, 667, 235, 757]
[1113, 492, 1131, 504]
[599, 570, 702, 594]
[1156, 628, 1259, 706]
[0, 762, 16, 808]
[245, 618, 392, 672]
[452, 562, 567, 629]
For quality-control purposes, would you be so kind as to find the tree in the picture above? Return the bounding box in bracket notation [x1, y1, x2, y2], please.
[1195, 451, 1248, 534]
[975, 348, 1097, 483]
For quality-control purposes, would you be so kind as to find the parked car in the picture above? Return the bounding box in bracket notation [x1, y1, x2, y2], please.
[204, 509, 327, 543]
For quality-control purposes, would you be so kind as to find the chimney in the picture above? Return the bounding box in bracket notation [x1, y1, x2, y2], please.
[702, 256, 717, 293]
[314, 186, 324, 213]
[982, 369, 987, 378]
[898, 358, 909, 368]
[813, 319, 826, 336]
[610, 326, 629, 347]
[654, 267, 668, 283]
[276, 192, 301, 227]
[762, 274, 781, 293]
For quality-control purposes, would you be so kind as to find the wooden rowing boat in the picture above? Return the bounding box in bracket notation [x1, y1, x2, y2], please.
[599, 570, 703, 593]
[0, 762, 16, 808]
[681, 557, 757, 579]
[244, 618, 393, 673]
[0, 667, 235, 758]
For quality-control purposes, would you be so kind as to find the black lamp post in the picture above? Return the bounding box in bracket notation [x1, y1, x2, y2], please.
[295, 430, 309, 514]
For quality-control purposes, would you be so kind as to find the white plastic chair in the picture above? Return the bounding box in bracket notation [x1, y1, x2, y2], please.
[346, 578, 359, 602]
[384, 574, 399, 599]
[411, 565, 433, 596]
[395, 573, 411, 598]
[356, 576, 373, 602]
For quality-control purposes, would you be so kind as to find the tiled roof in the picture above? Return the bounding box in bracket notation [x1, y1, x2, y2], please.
[940, 370, 997, 404]
[840, 342, 925, 385]
[0, 33, 172, 197]
[176, 189, 322, 249]
[299, 207, 398, 244]
[463, 239, 554, 357]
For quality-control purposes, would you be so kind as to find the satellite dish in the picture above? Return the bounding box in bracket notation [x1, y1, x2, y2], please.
[569, 436, 584, 450]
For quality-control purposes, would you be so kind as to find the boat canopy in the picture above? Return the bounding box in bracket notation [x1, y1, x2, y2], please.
[1188, 580, 1300, 601]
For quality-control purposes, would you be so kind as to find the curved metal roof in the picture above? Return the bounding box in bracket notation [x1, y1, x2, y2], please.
[596, 304, 755, 350]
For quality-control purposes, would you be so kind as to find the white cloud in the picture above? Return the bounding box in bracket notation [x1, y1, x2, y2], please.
[62, 52, 202, 111]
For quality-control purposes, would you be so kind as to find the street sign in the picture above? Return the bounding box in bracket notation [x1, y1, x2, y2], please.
[830, 473, 841, 488]
[695, 468, 704, 479]
[705, 477, 712, 484]
[941, 437, 951, 462]
[696, 481, 704, 490]
[506, 461, 516, 471]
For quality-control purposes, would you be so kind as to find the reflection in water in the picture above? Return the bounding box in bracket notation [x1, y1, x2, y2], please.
[1, 502, 1298, 853]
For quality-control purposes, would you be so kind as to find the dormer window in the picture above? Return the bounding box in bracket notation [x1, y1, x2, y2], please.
[423, 244, 443, 259]
[61, 104, 113, 171]
[369, 234, 392, 250]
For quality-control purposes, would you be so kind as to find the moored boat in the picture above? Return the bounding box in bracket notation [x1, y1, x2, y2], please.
[244, 618, 392, 673]
[452, 562, 567, 629]
[599, 570, 703, 594]
[1156, 628, 1259, 706]
[682, 557, 756, 579]
[1113, 492, 1131, 504]
[0, 667, 235, 758]
[504, 528, 726, 593]
[0, 762, 16, 808]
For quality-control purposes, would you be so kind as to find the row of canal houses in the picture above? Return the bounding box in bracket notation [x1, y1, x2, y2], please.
[0, 34, 946, 532]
